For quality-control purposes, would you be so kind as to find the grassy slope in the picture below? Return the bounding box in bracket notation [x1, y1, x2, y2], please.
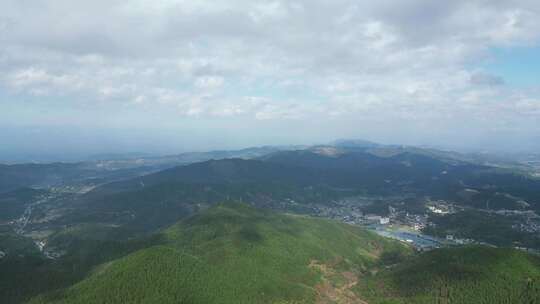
[29, 203, 409, 304]
[357, 246, 540, 304]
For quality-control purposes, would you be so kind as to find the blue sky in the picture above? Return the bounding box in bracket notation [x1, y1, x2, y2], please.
[484, 45, 540, 87]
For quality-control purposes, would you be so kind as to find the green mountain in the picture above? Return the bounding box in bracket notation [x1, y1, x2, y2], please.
[28, 203, 410, 304]
[60, 159, 339, 233]
[48, 150, 539, 242]
[263, 149, 540, 212]
[8, 146, 540, 241]
[0, 145, 295, 194]
[357, 246, 540, 304]
[18, 203, 540, 304]
[3, 147, 540, 303]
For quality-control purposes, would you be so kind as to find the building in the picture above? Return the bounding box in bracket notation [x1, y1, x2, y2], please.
[428, 205, 449, 214]
[365, 215, 382, 222]
[413, 223, 424, 231]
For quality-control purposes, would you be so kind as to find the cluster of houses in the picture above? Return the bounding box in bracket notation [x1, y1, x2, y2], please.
[493, 209, 540, 234]
[426, 200, 457, 215]
[312, 197, 435, 231]
[445, 234, 474, 245]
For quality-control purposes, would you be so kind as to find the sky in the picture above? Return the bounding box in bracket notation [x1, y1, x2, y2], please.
[1, 0, 540, 160]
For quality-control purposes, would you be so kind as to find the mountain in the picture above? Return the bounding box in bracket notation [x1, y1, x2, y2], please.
[2, 144, 540, 303]
[85, 152, 155, 161]
[331, 139, 381, 148]
[331, 139, 538, 174]
[42, 147, 539, 238]
[0, 146, 292, 194]
[262, 146, 457, 173]
[59, 159, 332, 233]
[83, 146, 295, 171]
[16, 203, 540, 304]
[357, 246, 540, 303]
[23, 203, 410, 304]
[263, 148, 540, 211]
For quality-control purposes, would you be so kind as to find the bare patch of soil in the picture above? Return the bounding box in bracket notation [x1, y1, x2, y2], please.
[309, 260, 368, 304]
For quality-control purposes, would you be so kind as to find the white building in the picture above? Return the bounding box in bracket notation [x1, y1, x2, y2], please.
[428, 206, 449, 214]
[365, 215, 382, 222]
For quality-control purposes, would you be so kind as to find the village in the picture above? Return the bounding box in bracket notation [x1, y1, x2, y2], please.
[293, 195, 540, 253]
[307, 197, 463, 250]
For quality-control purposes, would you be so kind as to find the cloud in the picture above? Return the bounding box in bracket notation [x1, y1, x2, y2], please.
[1, 0, 540, 150]
[195, 76, 224, 90]
[5, 67, 84, 95]
[470, 72, 505, 86]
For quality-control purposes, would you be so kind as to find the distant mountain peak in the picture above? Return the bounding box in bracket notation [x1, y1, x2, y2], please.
[331, 138, 381, 148]
[309, 146, 345, 157]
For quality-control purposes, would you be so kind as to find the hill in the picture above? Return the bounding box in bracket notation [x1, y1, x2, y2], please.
[357, 246, 540, 303]
[48, 149, 540, 239]
[60, 158, 342, 233]
[15, 203, 540, 304]
[28, 203, 410, 304]
[263, 148, 540, 212]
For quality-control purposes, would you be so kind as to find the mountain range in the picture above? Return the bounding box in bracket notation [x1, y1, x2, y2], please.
[1, 140, 540, 303]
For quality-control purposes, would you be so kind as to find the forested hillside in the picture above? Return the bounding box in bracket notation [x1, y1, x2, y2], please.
[357, 246, 540, 303]
[28, 203, 410, 304]
[19, 203, 540, 304]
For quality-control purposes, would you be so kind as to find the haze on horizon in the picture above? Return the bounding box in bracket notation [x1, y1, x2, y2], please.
[1, 1, 539, 161]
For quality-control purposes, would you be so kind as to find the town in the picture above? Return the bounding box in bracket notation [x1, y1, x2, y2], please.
[268, 195, 540, 254]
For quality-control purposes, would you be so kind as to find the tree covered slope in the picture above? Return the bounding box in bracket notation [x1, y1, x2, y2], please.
[52, 150, 540, 237]
[357, 246, 540, 304]
[0, 203, 538, 303]
[28, 203, 410, 304]
[23, 203, 540, 304]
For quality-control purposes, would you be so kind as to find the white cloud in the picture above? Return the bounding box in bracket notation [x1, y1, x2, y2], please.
[6, 67, 84, 95]
[1, 0, 540, 149]
[195, 76, 224, 90]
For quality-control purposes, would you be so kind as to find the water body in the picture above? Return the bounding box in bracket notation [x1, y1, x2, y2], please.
[370, 226, 443, 249]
